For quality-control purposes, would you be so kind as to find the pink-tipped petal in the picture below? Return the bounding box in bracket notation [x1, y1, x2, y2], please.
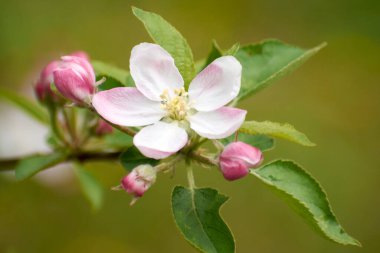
[92, 87, 165, 127]
[219, 159, 250, 181]
[53, 68, 95, 104]
[189, 106, 246, 139]
[35, 61, 60, 102]
[60, 56, 96, 85]
[133, 121, 188, 159]
[219, 142, 263, 181]
[130, 43, 184, 101]
[188, 56, 242, 112]
[221, 142, 263, 167]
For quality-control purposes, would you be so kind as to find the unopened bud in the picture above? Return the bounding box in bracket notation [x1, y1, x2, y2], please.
[34, 60, 60, 103]
[219, 141, 263, 181]
[53, 55, 96, 105]
[95, 119, 114, 135]
[120, 165, 157, 204]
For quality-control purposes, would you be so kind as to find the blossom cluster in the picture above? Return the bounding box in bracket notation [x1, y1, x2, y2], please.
[34, 43, 263, 202]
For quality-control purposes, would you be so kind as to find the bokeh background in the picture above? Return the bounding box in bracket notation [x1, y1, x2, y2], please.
[0, 0, 379, 252]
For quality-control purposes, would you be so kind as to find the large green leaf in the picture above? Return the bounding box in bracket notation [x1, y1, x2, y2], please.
[15, 152, 67, 180]
[240, 120, 315, 146]
[0, 88, 49, 124]
[73, 162, 104, 211]
[221, 133, 274, 152]
[251, 160, 360, 246]
[172, 186, 235, 253]
[235, 40, 326, 101]
[120, 146, 159, 172]
[132, 7, 195, 86]
[92, 60, 133, 86]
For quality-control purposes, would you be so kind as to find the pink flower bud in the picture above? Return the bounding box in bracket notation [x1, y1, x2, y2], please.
[34, 60, 60, 103]
[95, 119, 114, 135]
[121, 165, 157, 198]
[219, 141, 263, 181]
[53, 56, 96, 105]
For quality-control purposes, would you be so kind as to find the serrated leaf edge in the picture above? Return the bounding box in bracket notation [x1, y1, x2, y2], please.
[251, 160, 361, 246]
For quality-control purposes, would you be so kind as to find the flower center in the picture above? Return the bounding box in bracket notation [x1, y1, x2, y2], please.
[160, 88, 190, 121]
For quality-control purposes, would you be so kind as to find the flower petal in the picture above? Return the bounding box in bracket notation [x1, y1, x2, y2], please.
[188, 56, 242, 112]
[92, 87, 165, 127]
[189, 107, 247, 139]
[133, 121, 188, 159]
[60, 56, 96, 85]
[54, 68, 95, 104]
[130, 43, 184, 101]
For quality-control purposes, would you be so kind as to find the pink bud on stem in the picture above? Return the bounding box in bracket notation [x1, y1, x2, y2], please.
[219, 141, 263, 181]
[53, 55, 96, 105]
[114, 165, 157, 205]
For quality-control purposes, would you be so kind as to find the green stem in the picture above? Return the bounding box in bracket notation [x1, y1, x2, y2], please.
[186, 166, 196, 190]
[62, 108, 77, 146]
[48, 106, 69, 146]
[155, 154, 184, 173]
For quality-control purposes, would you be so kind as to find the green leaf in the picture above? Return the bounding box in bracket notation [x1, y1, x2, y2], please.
[251, 160, 360, 246]
[97, 76, 126, 91]
[104, 129, 134, 149]
[199, 41, 240, 72]
[240, 120, 315, 147]
[172, 186, 235, 253]
[120, 146, 159, 172]
[132, 7, 195, 87]
[73, 162, 104, 211]
[235, 40, 326, 101]
[0, 88, 49, 124]
[224, 43, 240, 56]
[221, 133, 274, 152]
[15, 152, 67, 180]
[201, 40, 223, 71]
[92, 60, 133, 86]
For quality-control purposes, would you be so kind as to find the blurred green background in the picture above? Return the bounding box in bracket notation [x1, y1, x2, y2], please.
[0, 0, 379, 252]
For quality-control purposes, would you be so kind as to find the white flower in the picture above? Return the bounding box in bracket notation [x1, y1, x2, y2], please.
[93, 43, 246, 159]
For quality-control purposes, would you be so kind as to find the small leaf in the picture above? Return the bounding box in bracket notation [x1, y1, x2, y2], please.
[120, 146, 159, 171]
[240, 120, 315, 146]
[15, 152, 67, 180]
[200, 40, 223, 71]
[172, 186, 235, 253]
[73, 162, 104, 211]
[199, 41, 240, 72]
[224, 43, 240, 56]
[235, 40, 326, 101]
[132, 7, 195, 87]
[92, 60, 133, 86]
[0, 88, 49, 124]
[251, 160, 360, 246]
[221, 133, 274, 152]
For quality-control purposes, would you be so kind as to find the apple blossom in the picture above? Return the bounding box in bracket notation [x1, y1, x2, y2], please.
[219, 141, 263, 181]
[93, 43, 247, 159]
[53, 55, 96, 105]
